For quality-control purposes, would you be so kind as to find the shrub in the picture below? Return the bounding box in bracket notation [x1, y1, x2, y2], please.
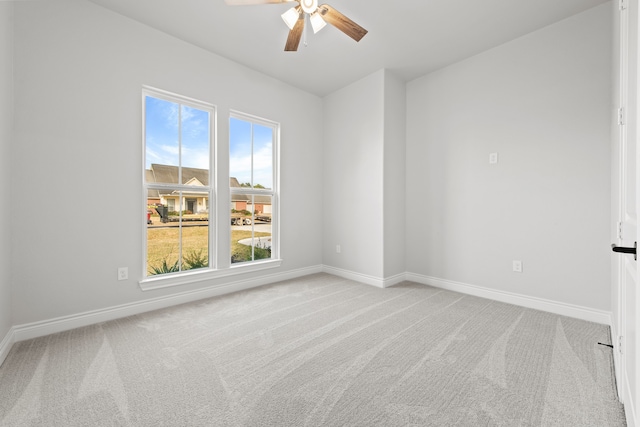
[149, 258, 180, 275]
[183, 249, 208, 270]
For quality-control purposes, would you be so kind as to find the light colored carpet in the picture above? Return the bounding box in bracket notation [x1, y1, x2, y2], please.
[0, 273, 626, 426]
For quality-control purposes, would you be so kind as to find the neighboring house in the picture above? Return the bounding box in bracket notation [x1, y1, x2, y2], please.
[229, 177, 272, 215]
[146, 164, 209, 213]
[147, 164, 271, 214]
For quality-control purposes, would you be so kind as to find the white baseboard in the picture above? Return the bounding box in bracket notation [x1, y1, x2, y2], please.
[319, 267, 611, 325]
[5, 266, 614, 359]
[12, 265, 323, 343]
[0, 326, 15, 367]
[406, 273, 612, 325]
[321, 265, 405, 288]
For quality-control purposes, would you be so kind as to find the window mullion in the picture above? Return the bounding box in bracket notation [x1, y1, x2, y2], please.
[178, 105, 183, 271]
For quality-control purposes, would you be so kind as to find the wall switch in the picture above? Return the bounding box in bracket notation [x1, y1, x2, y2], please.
[512, 260, 523, 273]
[489, 152, 499, 164]
[336, 245, 341, 254]
[118, 267, 128, 281]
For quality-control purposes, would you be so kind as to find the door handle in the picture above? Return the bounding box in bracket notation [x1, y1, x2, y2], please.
[612, 242, 637, 260]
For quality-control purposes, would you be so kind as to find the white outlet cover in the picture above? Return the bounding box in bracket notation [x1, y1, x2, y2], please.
[512, 260, 522, 273]
[118, 267, 128, 281]
[489, 153, 499, 164]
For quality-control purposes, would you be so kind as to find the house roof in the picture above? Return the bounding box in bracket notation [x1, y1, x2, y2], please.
[148, 163, 209, 186]
[146, 165, 271, 204]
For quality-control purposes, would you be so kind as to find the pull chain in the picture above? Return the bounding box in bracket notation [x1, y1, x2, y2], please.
[303, 13, 309, 47]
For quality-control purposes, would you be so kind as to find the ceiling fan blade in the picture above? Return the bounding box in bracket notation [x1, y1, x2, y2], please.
[284, 16, 304, 51]
[225, 0, 296, 5]
[318, 4, 367, 42]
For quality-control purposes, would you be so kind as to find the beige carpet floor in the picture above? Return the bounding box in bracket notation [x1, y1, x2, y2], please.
[0, 273, 627, 426]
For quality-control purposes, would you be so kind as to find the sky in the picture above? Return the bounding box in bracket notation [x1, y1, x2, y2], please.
[229, 116, 273, 189]
[145, 96, 273, 189]
[145, 96, 210, 171]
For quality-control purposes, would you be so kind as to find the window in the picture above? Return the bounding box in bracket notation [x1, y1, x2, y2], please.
[229, 112, 278, 265]
[143, 88, 214, 277]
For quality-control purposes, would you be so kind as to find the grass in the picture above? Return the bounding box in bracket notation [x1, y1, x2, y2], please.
[230, 230, 272, 264]
[147, 226, 271, 274]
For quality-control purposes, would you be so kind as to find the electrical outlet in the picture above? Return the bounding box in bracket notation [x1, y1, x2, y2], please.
[489, 152, 499, 164]
[118, 267, 128, 281]
[336, 245, 341, 254]
[512, 260, 523, 273]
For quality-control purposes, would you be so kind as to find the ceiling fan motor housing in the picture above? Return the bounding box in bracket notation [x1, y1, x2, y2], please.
[300, 0, 318, 14]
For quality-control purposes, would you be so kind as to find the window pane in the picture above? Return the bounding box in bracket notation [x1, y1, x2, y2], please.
[145, 96, 179, 182]
[229, 117, 252, 187]
[147, 214, 181, 275]
[182, 216, 209, 272]
[253, 195, 272, 261]
[230, 195, 272, 264]
[253, 124, 273, 190]
[181, 105, 210, 184]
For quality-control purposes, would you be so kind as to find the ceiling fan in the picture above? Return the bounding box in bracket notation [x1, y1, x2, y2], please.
[224, 0, 368, 52]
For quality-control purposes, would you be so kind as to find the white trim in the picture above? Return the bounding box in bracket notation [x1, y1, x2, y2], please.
[322, 265, 386, 288]
[13, 265, 322, 343]
[623, 371, 637, 427]
[382, 272, 407, 288]
[139, 258, 283, 291]
[0, 327, 15, 368]
[320, 267, 611, 324]
[610, 319, 624, 402]
[321, 266, 406, 288]
[406, 273, 612, 325]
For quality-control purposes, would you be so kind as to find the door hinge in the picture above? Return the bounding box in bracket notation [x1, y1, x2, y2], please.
[618, 221, 623, 239]
[620, 0, 627, 11]
[618, 107, 625, 126]
[618, 335, 624, 354]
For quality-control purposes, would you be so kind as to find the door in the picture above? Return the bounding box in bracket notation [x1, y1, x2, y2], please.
[613, 0, 639, 423]
[187, 198, 196, 213]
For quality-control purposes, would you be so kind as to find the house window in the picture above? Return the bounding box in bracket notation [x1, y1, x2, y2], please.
[143, 87, 214, 277]
[229, 112, 278, 264]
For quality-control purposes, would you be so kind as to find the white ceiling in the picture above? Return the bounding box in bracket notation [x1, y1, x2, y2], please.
[87, 0, 610, 97]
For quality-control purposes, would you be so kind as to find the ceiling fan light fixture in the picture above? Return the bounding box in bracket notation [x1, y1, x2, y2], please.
[310, 11, 326, 33]
[300, 0, 318, 14]
[281, 7, 300, 30]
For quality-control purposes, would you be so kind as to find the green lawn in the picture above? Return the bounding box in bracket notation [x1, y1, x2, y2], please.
[230, 230, 272, 264]
[147, 226, 271, 274]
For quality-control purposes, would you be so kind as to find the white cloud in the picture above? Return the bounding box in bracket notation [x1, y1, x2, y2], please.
[229, 142, 273, 188]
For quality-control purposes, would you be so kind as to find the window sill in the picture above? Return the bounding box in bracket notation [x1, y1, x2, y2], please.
[138, 259, 283, 291]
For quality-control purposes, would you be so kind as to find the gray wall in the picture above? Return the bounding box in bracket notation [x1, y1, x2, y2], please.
[322, 69, 407, 283]
[0, 3, 13, 339]
[3, 0, 614, 330]
[323, 70, 385, 279]
[383, 71, 407, 279]
[10, 0, 323, 325]
[406, 4, 612, 310]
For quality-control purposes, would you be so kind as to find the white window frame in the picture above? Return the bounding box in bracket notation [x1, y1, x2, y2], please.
[139, 88, 281, 291]
[141, 86, 216, 283]
[229, 110, 280, 267]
